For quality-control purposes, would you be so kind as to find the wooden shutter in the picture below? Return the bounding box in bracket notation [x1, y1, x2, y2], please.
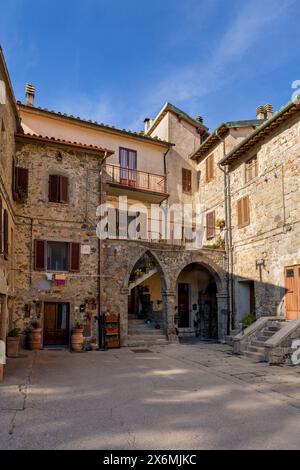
[206, 154, 214, 182]
[49, 175, 59, 202]
[34, 240, 46, 270]
[0, 196, 2, 254]
[237, 196, 250, 228]
[182, 168, 192, 192]
[70, 243, 80, 272]
[60, 176, 69, 203]
[3, 209, 8, 259]
[16, 167, 29, 195]
[206, 211, 215, 239]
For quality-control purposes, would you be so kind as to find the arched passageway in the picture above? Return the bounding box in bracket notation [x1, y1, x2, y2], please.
[128, 251, 166, 331]
[176, 262, 219, 340]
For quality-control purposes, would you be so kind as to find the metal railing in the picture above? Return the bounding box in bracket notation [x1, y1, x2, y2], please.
[105, 164, 167, 194]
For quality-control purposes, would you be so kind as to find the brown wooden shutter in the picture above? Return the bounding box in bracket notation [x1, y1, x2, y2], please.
[3, 209, 8, 259]
[12, 159, 16, 193]
[70, 243, 80, 272]
[34, 240, 46, 270]
[237, 196, 250, 228]
[16, 167, 29, 195]
[243, 196, 250, 225]
[206, 154, 214, 182]
[182, 168, 192, 192]
[0, 196, 2, 254]
[206, 211, 215, 239]
[49, 175, 59, 202]
[237, 199, 243, 227]
[60, 176, 69, 203]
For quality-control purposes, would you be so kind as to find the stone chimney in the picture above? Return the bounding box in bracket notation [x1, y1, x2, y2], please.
[25, 83, 35, 106]
[256, 104, 273, 120]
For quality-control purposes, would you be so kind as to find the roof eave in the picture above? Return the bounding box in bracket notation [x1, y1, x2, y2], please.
[18, 103, 173, 149]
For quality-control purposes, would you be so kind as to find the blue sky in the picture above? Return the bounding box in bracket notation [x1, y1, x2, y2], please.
[1, 0, 299, 132]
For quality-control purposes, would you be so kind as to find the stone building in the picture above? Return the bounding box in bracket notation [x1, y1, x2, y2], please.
[0, 47, 21, 379]
[1, 44, 300, 373]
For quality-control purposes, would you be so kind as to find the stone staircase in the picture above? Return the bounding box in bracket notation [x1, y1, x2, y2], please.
[128, 267, 158, 291]
[244, 321, 285, 362]
[125, 315, 168, 347]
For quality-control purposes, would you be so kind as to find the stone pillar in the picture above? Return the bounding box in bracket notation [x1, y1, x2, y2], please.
[120, 288, 129, 345]
[216, 293, 229, 342]
[162, 290, 178, 343]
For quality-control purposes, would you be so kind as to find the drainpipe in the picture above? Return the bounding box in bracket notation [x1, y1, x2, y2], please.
[98, 151, 109, 350]
[216, 131, 234, 335]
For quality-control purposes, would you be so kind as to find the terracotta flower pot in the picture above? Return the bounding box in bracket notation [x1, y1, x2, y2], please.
[71, 328, 84, 352]
[7, 336, 20, 357]
[28, 328, 42, 350]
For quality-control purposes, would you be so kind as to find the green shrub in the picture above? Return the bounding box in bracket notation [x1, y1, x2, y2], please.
[242, 313, 256, 328]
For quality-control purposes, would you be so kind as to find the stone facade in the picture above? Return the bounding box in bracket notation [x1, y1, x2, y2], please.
[13, 138, 104, 345]
[0, 49, 19, 379]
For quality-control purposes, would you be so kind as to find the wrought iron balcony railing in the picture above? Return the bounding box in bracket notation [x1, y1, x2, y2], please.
[105, 164, 167, 194]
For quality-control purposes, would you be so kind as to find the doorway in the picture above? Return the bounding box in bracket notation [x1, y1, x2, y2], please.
[178, 283, 190, 327]
[44, 303, 70, 346]
[285, 266, 300, 320]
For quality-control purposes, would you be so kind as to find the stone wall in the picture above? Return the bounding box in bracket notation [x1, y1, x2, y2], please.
[13, 140, 101, 343]
[101, 239, 228, 344]
[229, 113, 300, 322]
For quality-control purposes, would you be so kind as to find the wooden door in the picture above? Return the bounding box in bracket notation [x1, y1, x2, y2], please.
[44, 303, 70, 345]
[285, 266, 300, 320]
[178, 283, 190, 327]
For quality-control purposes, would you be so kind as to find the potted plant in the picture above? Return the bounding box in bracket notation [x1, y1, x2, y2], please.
[215, 218, 226, 230]
[28, 320, 42, 350]
[7, 328, 21, 357]
[90, 338, 98, 351]
[71, 321, 84, 352]
[13, 187, 28, 204]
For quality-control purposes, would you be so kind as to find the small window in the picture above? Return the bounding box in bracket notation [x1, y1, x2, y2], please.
[47, 241, 69, 271]
[286, 269, 294, 278]
[182, 168, 192, 193]
[49, 175, 69, 203]
[237, 196, 250, 228]
[206, 154, 214, 182]
[245, 156, 258, 183]
[206, 211, 215, 239]
[12, 161, 29, 199]
[196, 170, 201, 190]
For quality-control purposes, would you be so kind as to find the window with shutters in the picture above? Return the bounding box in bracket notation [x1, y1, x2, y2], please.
[12, 161, 29, 200]
[206, 154, 214, 182]
[206, 211, 215, 240]
[245, 155, 258, 183]
[237, 196, 250, 228]
[49, 175, 69, 203]
[34, 240, 80, 272]
[182, 168, 192, 193]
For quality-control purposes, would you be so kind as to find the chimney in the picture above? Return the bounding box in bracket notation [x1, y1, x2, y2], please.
[195, 115, 204, 124]
[256, 104, 273, 120]
[264, 104, 273, 119]
[25, 83, 35, 106]
[144, 117, 151, 133]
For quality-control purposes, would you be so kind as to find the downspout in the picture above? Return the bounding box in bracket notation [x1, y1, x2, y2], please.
[216, 131, 233, 335]
[98, 151, 110, 349]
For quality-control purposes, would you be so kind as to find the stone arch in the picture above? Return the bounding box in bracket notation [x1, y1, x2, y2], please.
[122, 248, 168, 292]
[171, 255, 224, 295]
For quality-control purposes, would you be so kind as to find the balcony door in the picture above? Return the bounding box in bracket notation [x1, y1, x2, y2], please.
[119, 148, 137, 187]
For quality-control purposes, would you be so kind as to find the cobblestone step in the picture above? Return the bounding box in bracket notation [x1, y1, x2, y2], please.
[125, 336, 168, 347]
[246, 345, 265, 353]
[251, 339, 267, 347]
[128, 328, 163, 336]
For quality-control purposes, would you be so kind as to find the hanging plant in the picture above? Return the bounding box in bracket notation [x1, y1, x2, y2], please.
[215, 218, 225, 230]
[13, 187, 28, 204]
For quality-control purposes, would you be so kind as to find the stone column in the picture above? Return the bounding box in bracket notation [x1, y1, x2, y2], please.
[162, 290, 178, 343]
[216, 292, 229, 342]
[120, 288, 129, 345]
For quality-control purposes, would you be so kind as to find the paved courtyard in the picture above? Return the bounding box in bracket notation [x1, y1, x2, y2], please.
[0, 342, 300, 450]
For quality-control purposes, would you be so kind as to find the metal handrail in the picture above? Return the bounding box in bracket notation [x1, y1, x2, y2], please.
[105, 164, 167, 194]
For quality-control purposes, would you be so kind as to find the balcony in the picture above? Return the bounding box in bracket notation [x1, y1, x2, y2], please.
[105, 164, 168, 203]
